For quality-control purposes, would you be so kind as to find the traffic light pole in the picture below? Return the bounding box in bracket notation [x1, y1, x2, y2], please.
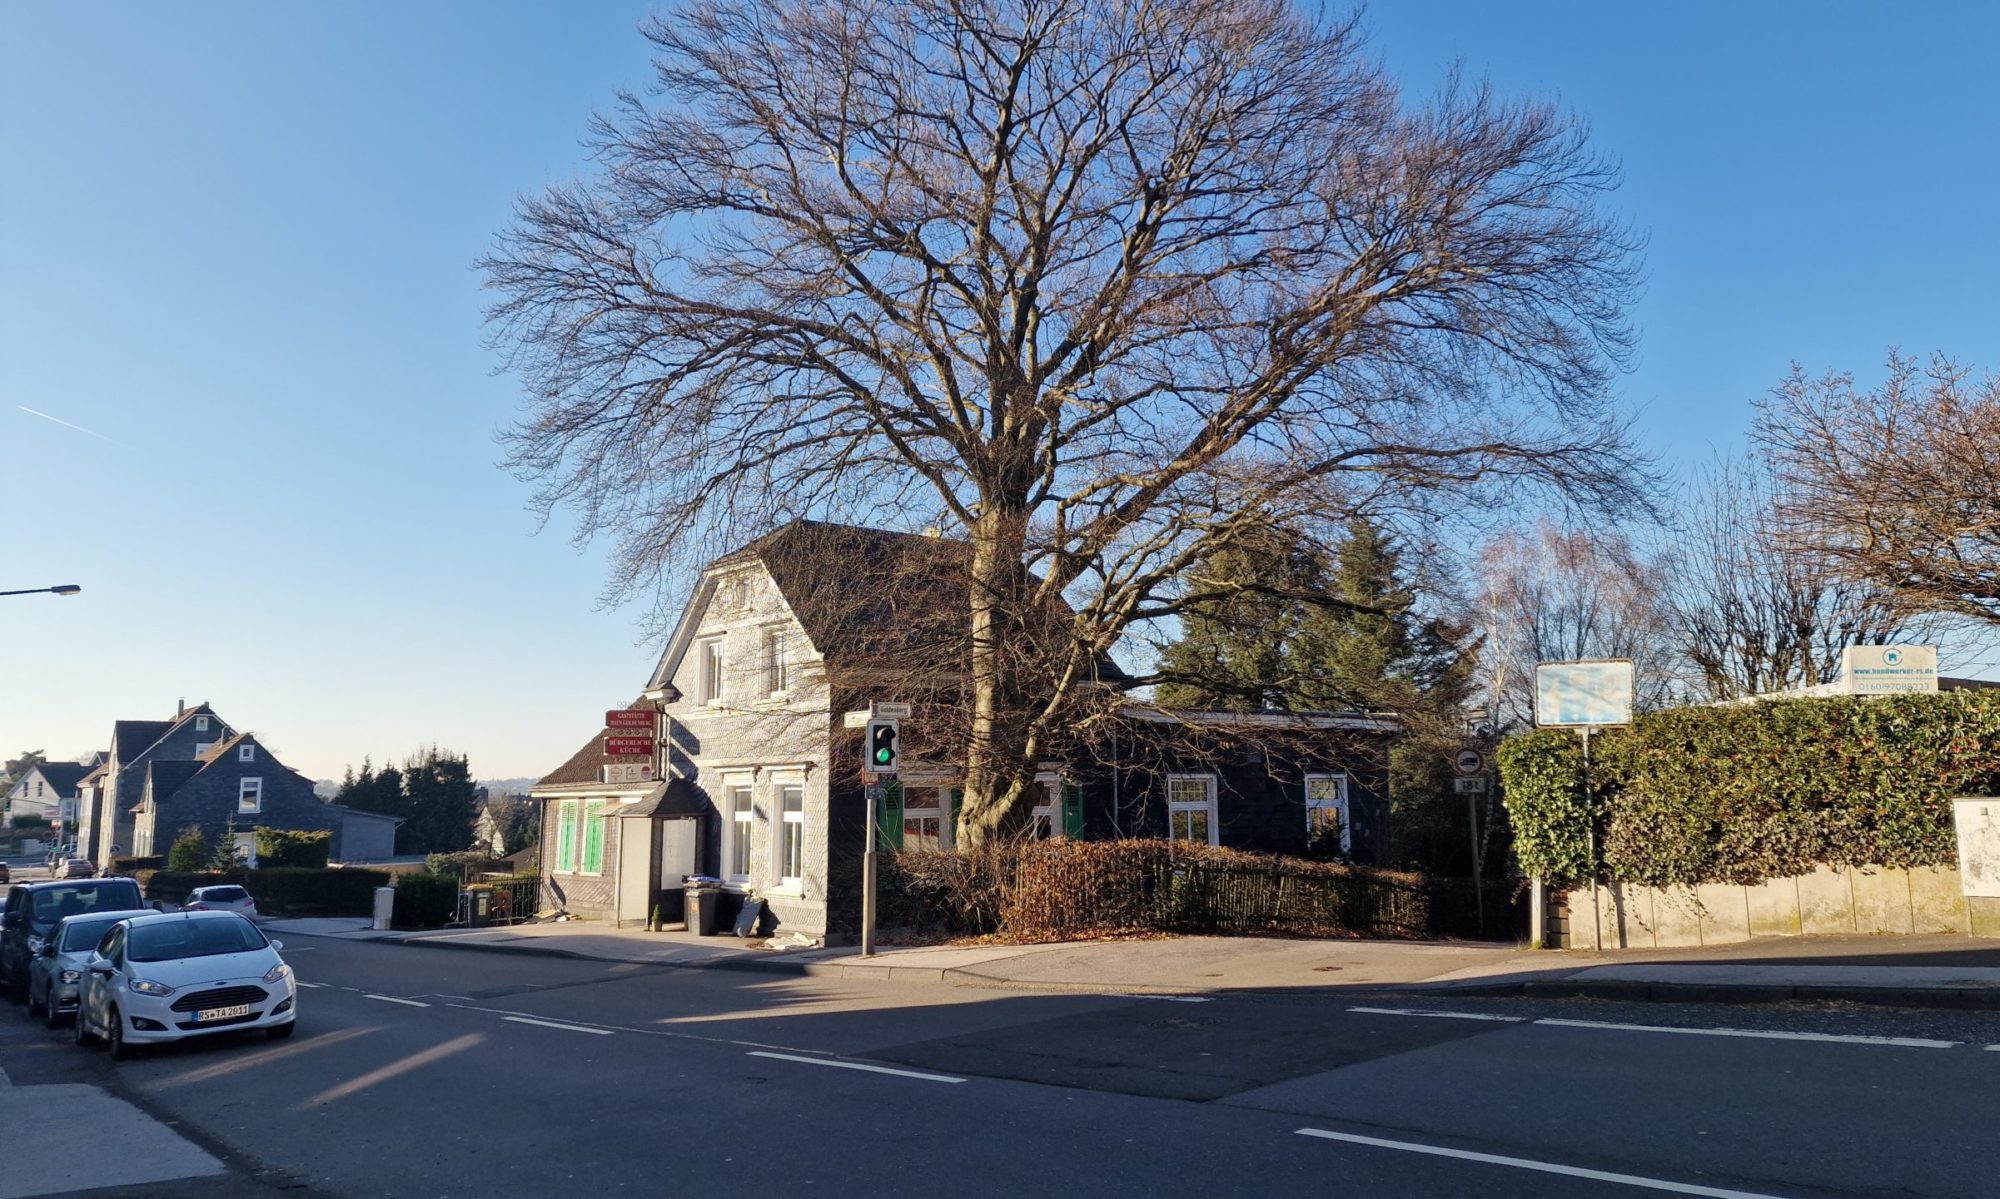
[861, 778, 879, 957]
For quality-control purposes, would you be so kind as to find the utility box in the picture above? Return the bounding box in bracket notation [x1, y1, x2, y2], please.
[373, 886, 394, 931]
[466, 886, 493, 928]
[1955, 798, 2000, 898]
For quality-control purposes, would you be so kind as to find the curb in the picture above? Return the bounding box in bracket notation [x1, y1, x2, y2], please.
[1440, 977, 2000, 1012]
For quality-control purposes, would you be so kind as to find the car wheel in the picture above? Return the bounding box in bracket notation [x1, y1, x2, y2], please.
[44, 998, 63, 1030]
[25, 985, 43, 1020]
[267, 1019, 297, 1040]
[74, 1007, 97, 1048]
[107, 1008, 134, 1060]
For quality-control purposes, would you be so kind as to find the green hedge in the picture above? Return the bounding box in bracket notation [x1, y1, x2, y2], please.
[1500, 692, 2000, 888]
[109, 855, 166, 875]
[142, 870, 231, 905]
[393, 872, 458, 929]
[245, 868, 389, 916]
[254, 827, 332, 869]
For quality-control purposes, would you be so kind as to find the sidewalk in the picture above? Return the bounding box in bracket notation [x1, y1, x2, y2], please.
[263, 916, 2000, 1009]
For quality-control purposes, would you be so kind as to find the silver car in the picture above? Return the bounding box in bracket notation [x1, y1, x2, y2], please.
[183, 885, 257, 917]
[25, 912, 133, 1027]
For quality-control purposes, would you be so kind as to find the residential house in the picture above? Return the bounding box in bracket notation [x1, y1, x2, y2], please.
[79, 702, 239, 865]
[534, 521, 1399, 942]
[5, 755, 102, 827]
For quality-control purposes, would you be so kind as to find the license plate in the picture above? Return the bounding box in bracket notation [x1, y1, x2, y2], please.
[195, 1004, 252, 1022]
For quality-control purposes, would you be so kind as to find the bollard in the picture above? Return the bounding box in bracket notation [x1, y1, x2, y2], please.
[373, 885, 394, 931]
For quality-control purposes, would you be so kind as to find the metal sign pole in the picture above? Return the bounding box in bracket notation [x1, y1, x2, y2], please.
[1468, 790, 1485, 935]
[1583, 725, 1601, 952]
[861, 778, 879, 957]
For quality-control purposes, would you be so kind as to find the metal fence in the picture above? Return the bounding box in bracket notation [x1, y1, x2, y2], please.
[456, 875, 539, 927]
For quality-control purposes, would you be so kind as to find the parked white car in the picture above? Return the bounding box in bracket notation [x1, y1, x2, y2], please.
[182, 885, 258, 917]
[75, 911, 296, 1058]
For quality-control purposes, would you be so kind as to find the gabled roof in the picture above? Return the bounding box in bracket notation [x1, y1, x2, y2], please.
[136, 760, 202, 812]
[195, 733, 249, 765]
[536, 701, 655, 790]
[650, 519, 1124, 688]
[79, 762, 108, 787]
[30, 762, 92, 795]
[112, 720, 171, 763]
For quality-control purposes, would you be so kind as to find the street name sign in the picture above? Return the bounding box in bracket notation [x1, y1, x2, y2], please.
[1842, 645, 1939, 695]
[871, 702, 913, 719]
[605, 710, 654, 730]
[602, 736, 654, 758]
[1534, 659, 1634, 727]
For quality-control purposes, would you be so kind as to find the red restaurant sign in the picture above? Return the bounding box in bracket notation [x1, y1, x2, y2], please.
[602, 736, 654, 758]
[605, 710, 654, 731]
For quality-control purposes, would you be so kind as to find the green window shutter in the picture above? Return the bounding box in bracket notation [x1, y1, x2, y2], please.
[581, 800, 607, 873]
[877, 781, 905, 850]
[554, 800, 578, 872]
[1061, 782, 1085, 838]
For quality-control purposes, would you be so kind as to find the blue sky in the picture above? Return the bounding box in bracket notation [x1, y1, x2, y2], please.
[3, 2, 1996, 780]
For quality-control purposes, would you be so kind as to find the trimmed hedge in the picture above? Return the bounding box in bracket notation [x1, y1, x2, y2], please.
[254, 827, 332, 869]
[110, 855, 166, 875]
[137, 867, 390, 915]
[393, 872, 458, 929]
[1499, 691, 2000, 888]
[141, 870, 231, 905]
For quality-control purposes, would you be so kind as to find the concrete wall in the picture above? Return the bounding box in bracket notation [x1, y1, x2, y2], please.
[1555, 865, 2000, 947]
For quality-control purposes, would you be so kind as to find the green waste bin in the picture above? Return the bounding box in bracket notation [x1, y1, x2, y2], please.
[465, 885, 492, 928]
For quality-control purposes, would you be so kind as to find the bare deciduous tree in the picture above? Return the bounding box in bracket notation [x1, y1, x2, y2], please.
[1754, 353, 2000, 626]
[482, 0, 1645, 849]
[1478, 521, 1676, 726]
[1663, 456, 1911, 701]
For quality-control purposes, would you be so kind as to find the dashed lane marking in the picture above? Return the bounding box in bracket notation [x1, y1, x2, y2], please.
[1534, 1017, 1960, 1049]
[364, 994, 431, 1008]
[503, 1015, 615, 1036]
[1348, 1006, 1526, 1023]
[1295, 1128, 1787, 1199]
[748, 1050, 965, 1084]
[295, 981, 326, 989]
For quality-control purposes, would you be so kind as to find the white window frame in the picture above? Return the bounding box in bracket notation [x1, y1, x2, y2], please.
[763, 625, 789, 696]
[773, 775, 806, 891]
[698, 637, 724, 705]
[901, 787, 952, 852]
[239, 743, 255, 762]
[1304, 773, 1351, 854]
[722, 773, 755, 885]
[1166, 774, 1219, 846]
[238, 777, 264, 815]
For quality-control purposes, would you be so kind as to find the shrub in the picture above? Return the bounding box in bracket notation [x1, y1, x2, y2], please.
[254, 827, 332, 869]
[425, 849, 499, 882]
[243, 867, 389, 916]
[9, 814, 50, 830]
[109, 855, 166, 875]
[166, 827, 212, 873]
[1498, 691, 2000, 888]
[393, 871, 458, 929]
[144, 870, 229, 906]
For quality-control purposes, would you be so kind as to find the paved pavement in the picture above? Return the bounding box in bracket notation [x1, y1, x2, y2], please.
[264, 916, 2000, 1009]
[4, 932, 1996, 1199]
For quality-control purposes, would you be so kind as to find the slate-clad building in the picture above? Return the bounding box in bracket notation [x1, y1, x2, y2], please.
[534, 521, 1399, 942]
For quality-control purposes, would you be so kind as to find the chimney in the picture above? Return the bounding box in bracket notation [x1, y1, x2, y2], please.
[178, 698, 185, 716]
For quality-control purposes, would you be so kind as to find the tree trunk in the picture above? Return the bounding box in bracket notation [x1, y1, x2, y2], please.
[958, 505, 1038, 852]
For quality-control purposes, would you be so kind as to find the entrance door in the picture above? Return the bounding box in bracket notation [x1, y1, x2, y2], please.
[617, 817, 653, 927]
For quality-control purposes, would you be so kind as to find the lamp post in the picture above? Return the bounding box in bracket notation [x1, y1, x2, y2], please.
[0, 584, 81, 598]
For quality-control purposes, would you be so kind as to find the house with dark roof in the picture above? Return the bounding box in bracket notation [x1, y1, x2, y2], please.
[78, 702, 238, 865]
[534, 521, 1397, 941]
[4, 755, 103, 827]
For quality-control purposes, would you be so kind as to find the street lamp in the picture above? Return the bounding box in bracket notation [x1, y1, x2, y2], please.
[0, 584, 81, 598]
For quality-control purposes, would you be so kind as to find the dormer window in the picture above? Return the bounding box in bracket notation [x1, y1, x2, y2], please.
[195, 716, 209, 732]
[239, 744, 255, 763]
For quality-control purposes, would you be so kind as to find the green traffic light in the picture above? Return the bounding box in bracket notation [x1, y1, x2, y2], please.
[875, 748, 891, 763]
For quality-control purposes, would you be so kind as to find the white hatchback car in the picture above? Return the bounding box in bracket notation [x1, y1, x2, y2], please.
[183, 885, 258, 917]
[75, 911, 296, 1058]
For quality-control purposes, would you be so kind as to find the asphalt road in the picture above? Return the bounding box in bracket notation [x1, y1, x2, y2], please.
[2, 933, 1997, 1199]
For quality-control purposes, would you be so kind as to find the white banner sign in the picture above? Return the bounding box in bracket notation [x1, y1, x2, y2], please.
[1842, 645, 1938, 695]
[1534, 659, 1634, 727]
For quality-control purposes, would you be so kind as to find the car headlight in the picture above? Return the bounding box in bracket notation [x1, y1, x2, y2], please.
[262, 962, 292, 985]
[59, 970, 81, 984]
[128, 978, 175, 997]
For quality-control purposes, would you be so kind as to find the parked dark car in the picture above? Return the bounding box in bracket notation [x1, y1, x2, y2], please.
[0, 878, 148, 1002]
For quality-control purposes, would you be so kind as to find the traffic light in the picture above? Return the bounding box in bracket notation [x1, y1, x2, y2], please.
[865, 718, 900, 775]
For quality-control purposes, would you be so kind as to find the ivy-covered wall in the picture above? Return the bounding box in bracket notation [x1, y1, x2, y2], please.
[1499, 692, 2000, 888]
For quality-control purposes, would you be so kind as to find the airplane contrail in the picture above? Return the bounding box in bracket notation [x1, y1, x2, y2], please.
[17, 405, 123, 446]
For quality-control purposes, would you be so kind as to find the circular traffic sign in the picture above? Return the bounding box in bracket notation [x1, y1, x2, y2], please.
[1453, 749, 1484, 777]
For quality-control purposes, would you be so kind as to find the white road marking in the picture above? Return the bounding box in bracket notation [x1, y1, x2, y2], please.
[1349, 1006, 1526, 1023]
[748, 1050, 965, 1084]
[363, 994, 430, 1008]
[503, 1016, 615, 1036]
[1295, 1128, 1786, 1199]
[295, 981, 326, 989]
[1534, 1017, 1959, 1049]
[1110, 993, 1211, 1003]
[1986, 1044, 2000, 1052]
